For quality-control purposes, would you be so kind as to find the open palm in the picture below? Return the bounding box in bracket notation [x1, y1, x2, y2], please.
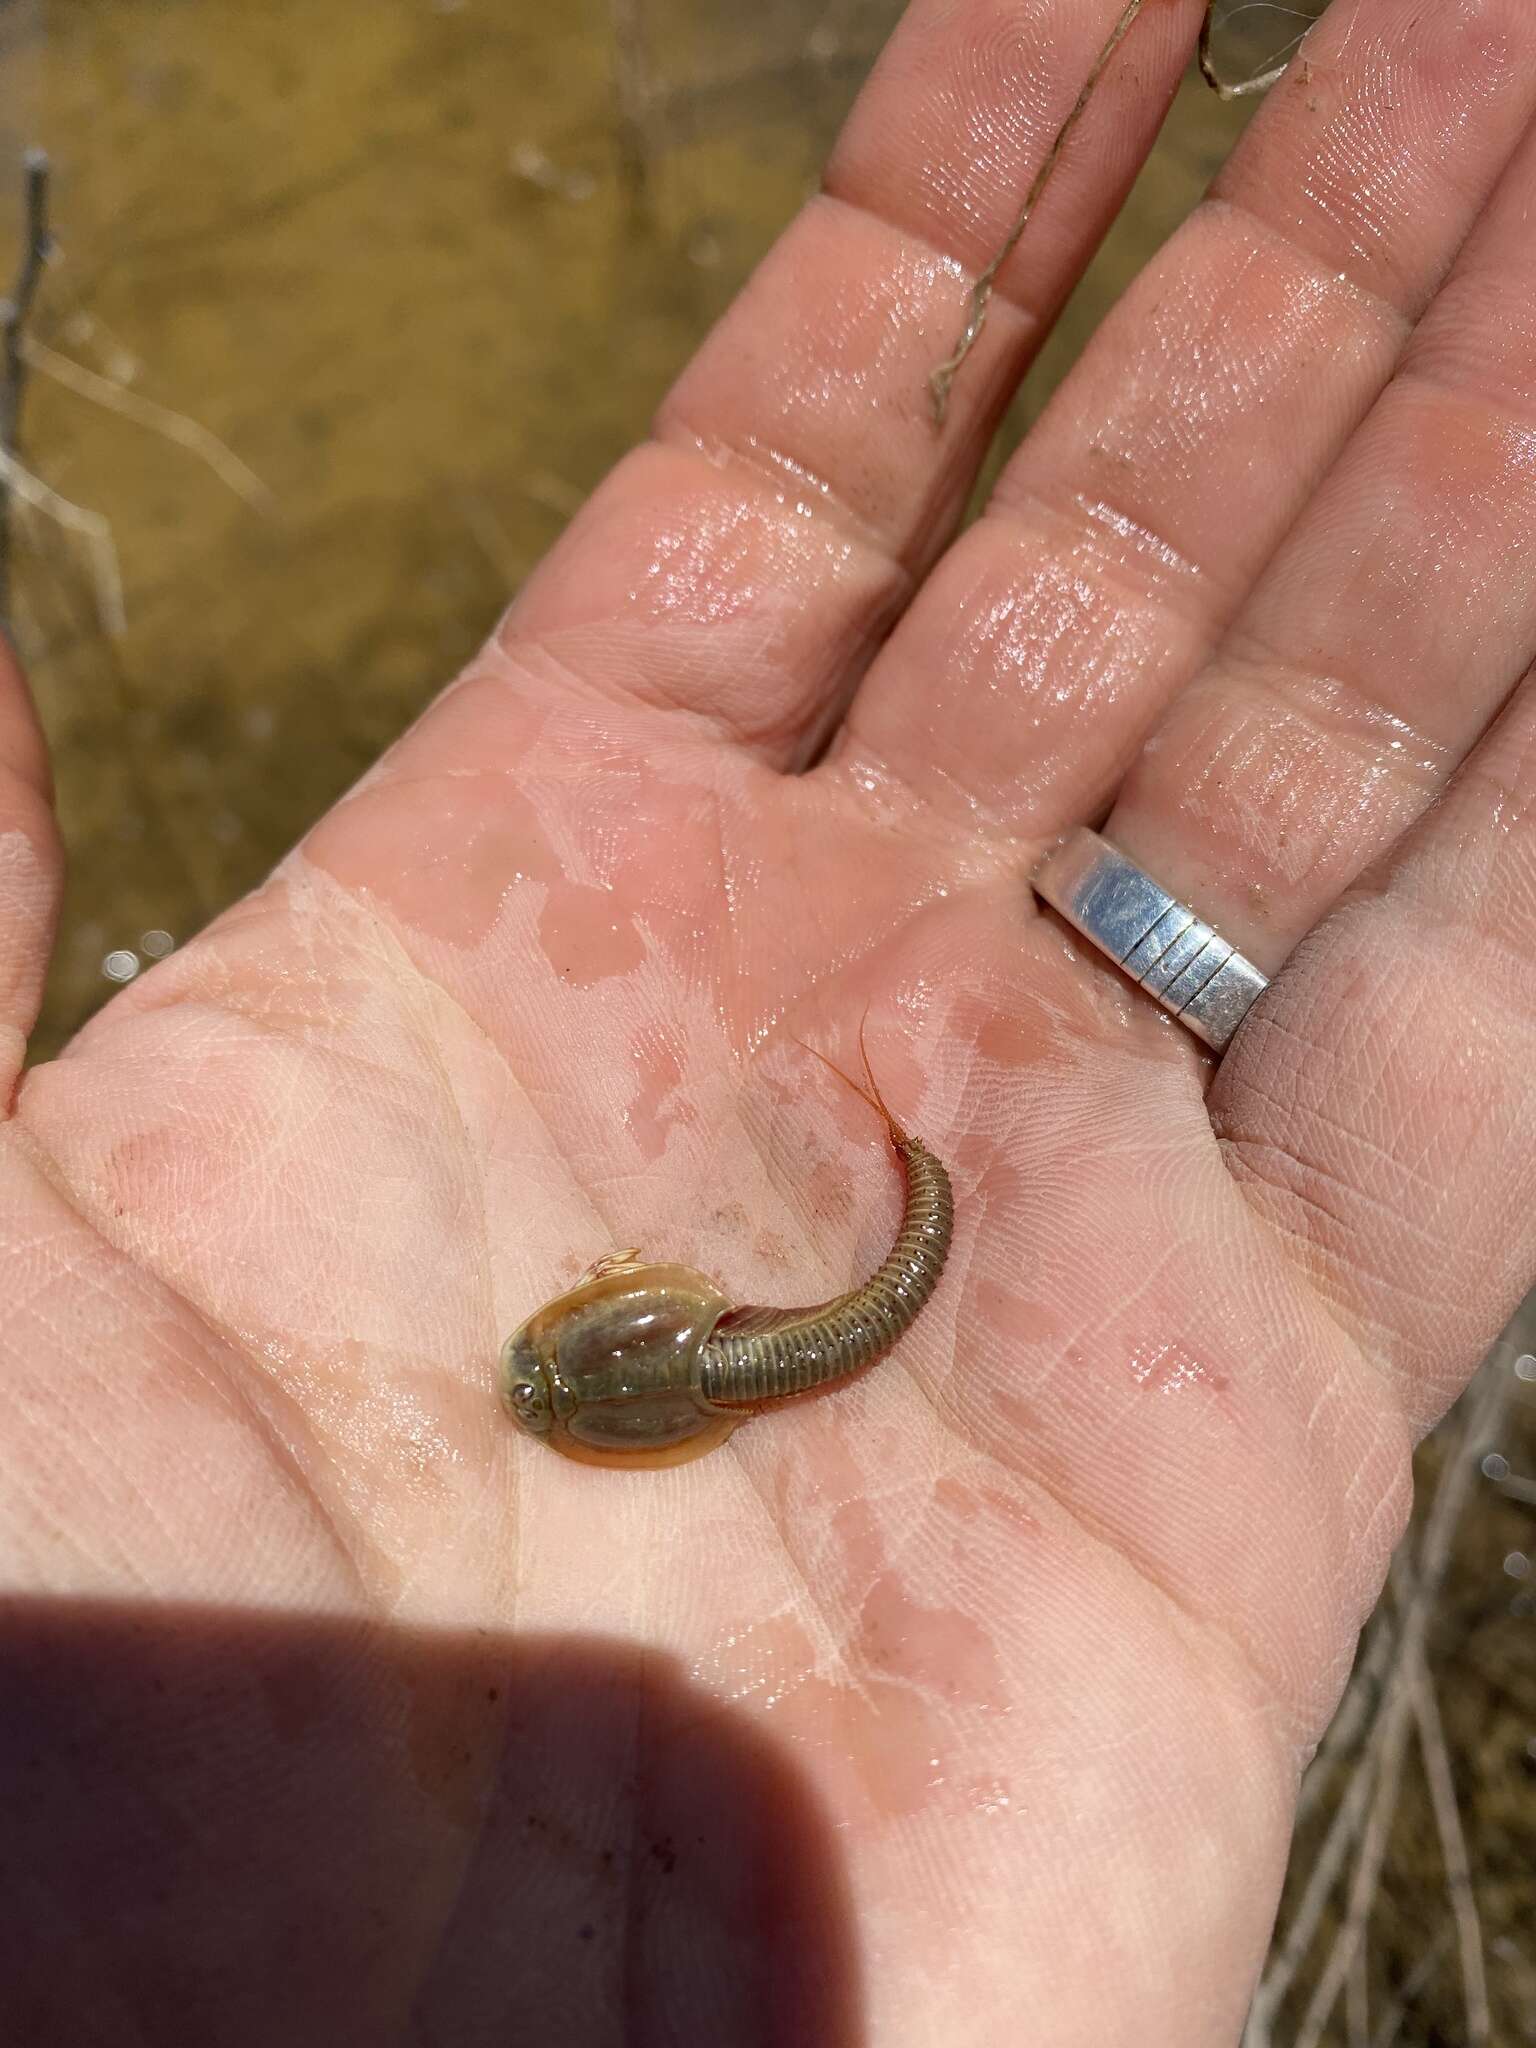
[6, 3, 1536, 2043]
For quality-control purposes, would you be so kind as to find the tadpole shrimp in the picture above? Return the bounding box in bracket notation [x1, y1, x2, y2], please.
[499, 1028, 954, 1467]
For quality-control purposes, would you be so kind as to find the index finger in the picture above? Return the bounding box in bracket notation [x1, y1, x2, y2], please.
[496, 0, 1206, 758]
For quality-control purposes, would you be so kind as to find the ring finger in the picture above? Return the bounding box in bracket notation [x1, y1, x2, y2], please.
[1104, 107, 1536, 975]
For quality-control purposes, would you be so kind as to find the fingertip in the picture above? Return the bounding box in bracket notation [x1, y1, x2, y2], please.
[0, 631, 62, 1091]
[0, 621, 52, 802]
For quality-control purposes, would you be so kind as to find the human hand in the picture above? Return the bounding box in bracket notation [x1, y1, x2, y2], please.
[4, 2, 1536, 2042]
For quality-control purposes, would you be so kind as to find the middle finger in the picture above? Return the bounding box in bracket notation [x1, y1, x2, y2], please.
[827, 0, 1536, 836]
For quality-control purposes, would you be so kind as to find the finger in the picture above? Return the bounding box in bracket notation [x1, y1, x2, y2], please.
[494, 0, 1205, 759]
[1211, 669, 1536, 1425]
[0, 629, 61, 1099]
[830, 0, 1536, 823]
[1104, 110, 1536, 970]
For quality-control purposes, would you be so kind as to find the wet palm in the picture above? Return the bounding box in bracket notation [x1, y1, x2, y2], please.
[5, 3, 1536, 2044]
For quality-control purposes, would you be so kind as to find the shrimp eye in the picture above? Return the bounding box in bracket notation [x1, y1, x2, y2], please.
[505, 1374, 553, 1432]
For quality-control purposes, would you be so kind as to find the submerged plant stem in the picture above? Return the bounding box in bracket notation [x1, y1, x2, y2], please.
[927, 0, 1148, 427]
[928, 1, 1304, 425]
[0, 150, 51, 623]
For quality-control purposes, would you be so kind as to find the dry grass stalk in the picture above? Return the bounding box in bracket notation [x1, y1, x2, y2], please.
[928, 0, 1148, 425]
[608, 0, 658, 201]
[928, 1, 1313, 423]
[1293, 1616, 1396, 1833]
[0, 148, 52, 622]
[1244, 1720, 1382, 2044]
[1368, 1931, 1451, 2048]
[1290, 1683, 1415, 2048]
[1197, 4, 1304, 100]
[1246, 1355, 1513, 2044]
[1410, 1666, 1491, 2044]
[20, 335, 273, 511]
[1346, 1936, 1370, 2048]
[0, 445, 126, 636]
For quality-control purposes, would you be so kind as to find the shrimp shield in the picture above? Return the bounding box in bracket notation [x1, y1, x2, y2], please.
[499, 1256, 742, 1468]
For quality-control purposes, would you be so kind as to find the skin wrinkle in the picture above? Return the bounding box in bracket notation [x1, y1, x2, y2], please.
[739, 1088, 885, 1283]
[980, 483, 1216, 620]
[367, 931, 502, 1388]
[823, 742, 1012, 862]
[489, 631, 732, 759]
[824, 0, 1201, 287]
[512, 623, 784, 754]
[701, 779, 749, 1054]
[1343, 1441, 1414, 1578]
[1195, 644, 1453, 780]
[176, 1311, 386, 1608]
[955, 585, 1185, 753]
[1284, 1049, 1497, 1200]
[2, 1123, 378, 1603]
[1219, 1134, 1485, 1389]
[1259, 4, 1520, 270]
[811, 182, 1037, 372]
[1240, 1102, 1508, 1299]
[1200, 191, 1417, 339]
[1225, 1129, 1443, 1267]
[1365, 866, 1536, 1003]
[728, 1447, 880, 1710]
[1070, 493, 1202, 580]
[1397, 359, 1536, 473]
[23, 1452, 166, 1595]
[3, 1262, 176, 1592]
[1214, 948, 1527, 1388]
[838, 731, 1018, 842]
[911, 1346, 1304, 1758]
[0, 1458, 127, 1590]
[731, 1101, 854, 1284]
[1236, 929, 1515, 1158]
[837, 180, 988, 325]
[655, 404, 913, 573]
[15, 910, 542, 1586]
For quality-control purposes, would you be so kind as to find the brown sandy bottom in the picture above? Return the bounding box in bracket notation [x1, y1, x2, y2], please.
[1, 2, 1531, 2038]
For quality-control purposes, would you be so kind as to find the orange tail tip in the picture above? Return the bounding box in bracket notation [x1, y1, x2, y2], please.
[791, 1014, 909, 1147]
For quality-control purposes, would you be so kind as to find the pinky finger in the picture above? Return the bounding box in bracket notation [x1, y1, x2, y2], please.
[0, 629, 61, 1101]
[1209, 674, 1536, 1427]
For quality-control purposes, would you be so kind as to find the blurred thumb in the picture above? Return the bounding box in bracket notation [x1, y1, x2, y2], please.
[0, 627, 61, 1102]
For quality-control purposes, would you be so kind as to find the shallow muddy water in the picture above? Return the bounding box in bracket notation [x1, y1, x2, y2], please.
[3, 0, 1273, 1049]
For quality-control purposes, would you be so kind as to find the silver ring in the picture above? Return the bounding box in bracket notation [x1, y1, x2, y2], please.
[1032, 827, 1267, 1054]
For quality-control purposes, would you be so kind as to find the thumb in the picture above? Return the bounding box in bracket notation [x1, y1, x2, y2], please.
[0, 626, 61, 1101]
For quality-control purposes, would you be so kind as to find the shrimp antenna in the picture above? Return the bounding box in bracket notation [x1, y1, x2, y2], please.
[791, 1010, 908, 1147]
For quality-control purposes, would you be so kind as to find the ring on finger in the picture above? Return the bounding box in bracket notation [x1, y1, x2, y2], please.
[1032, 828, 1268, 1054]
